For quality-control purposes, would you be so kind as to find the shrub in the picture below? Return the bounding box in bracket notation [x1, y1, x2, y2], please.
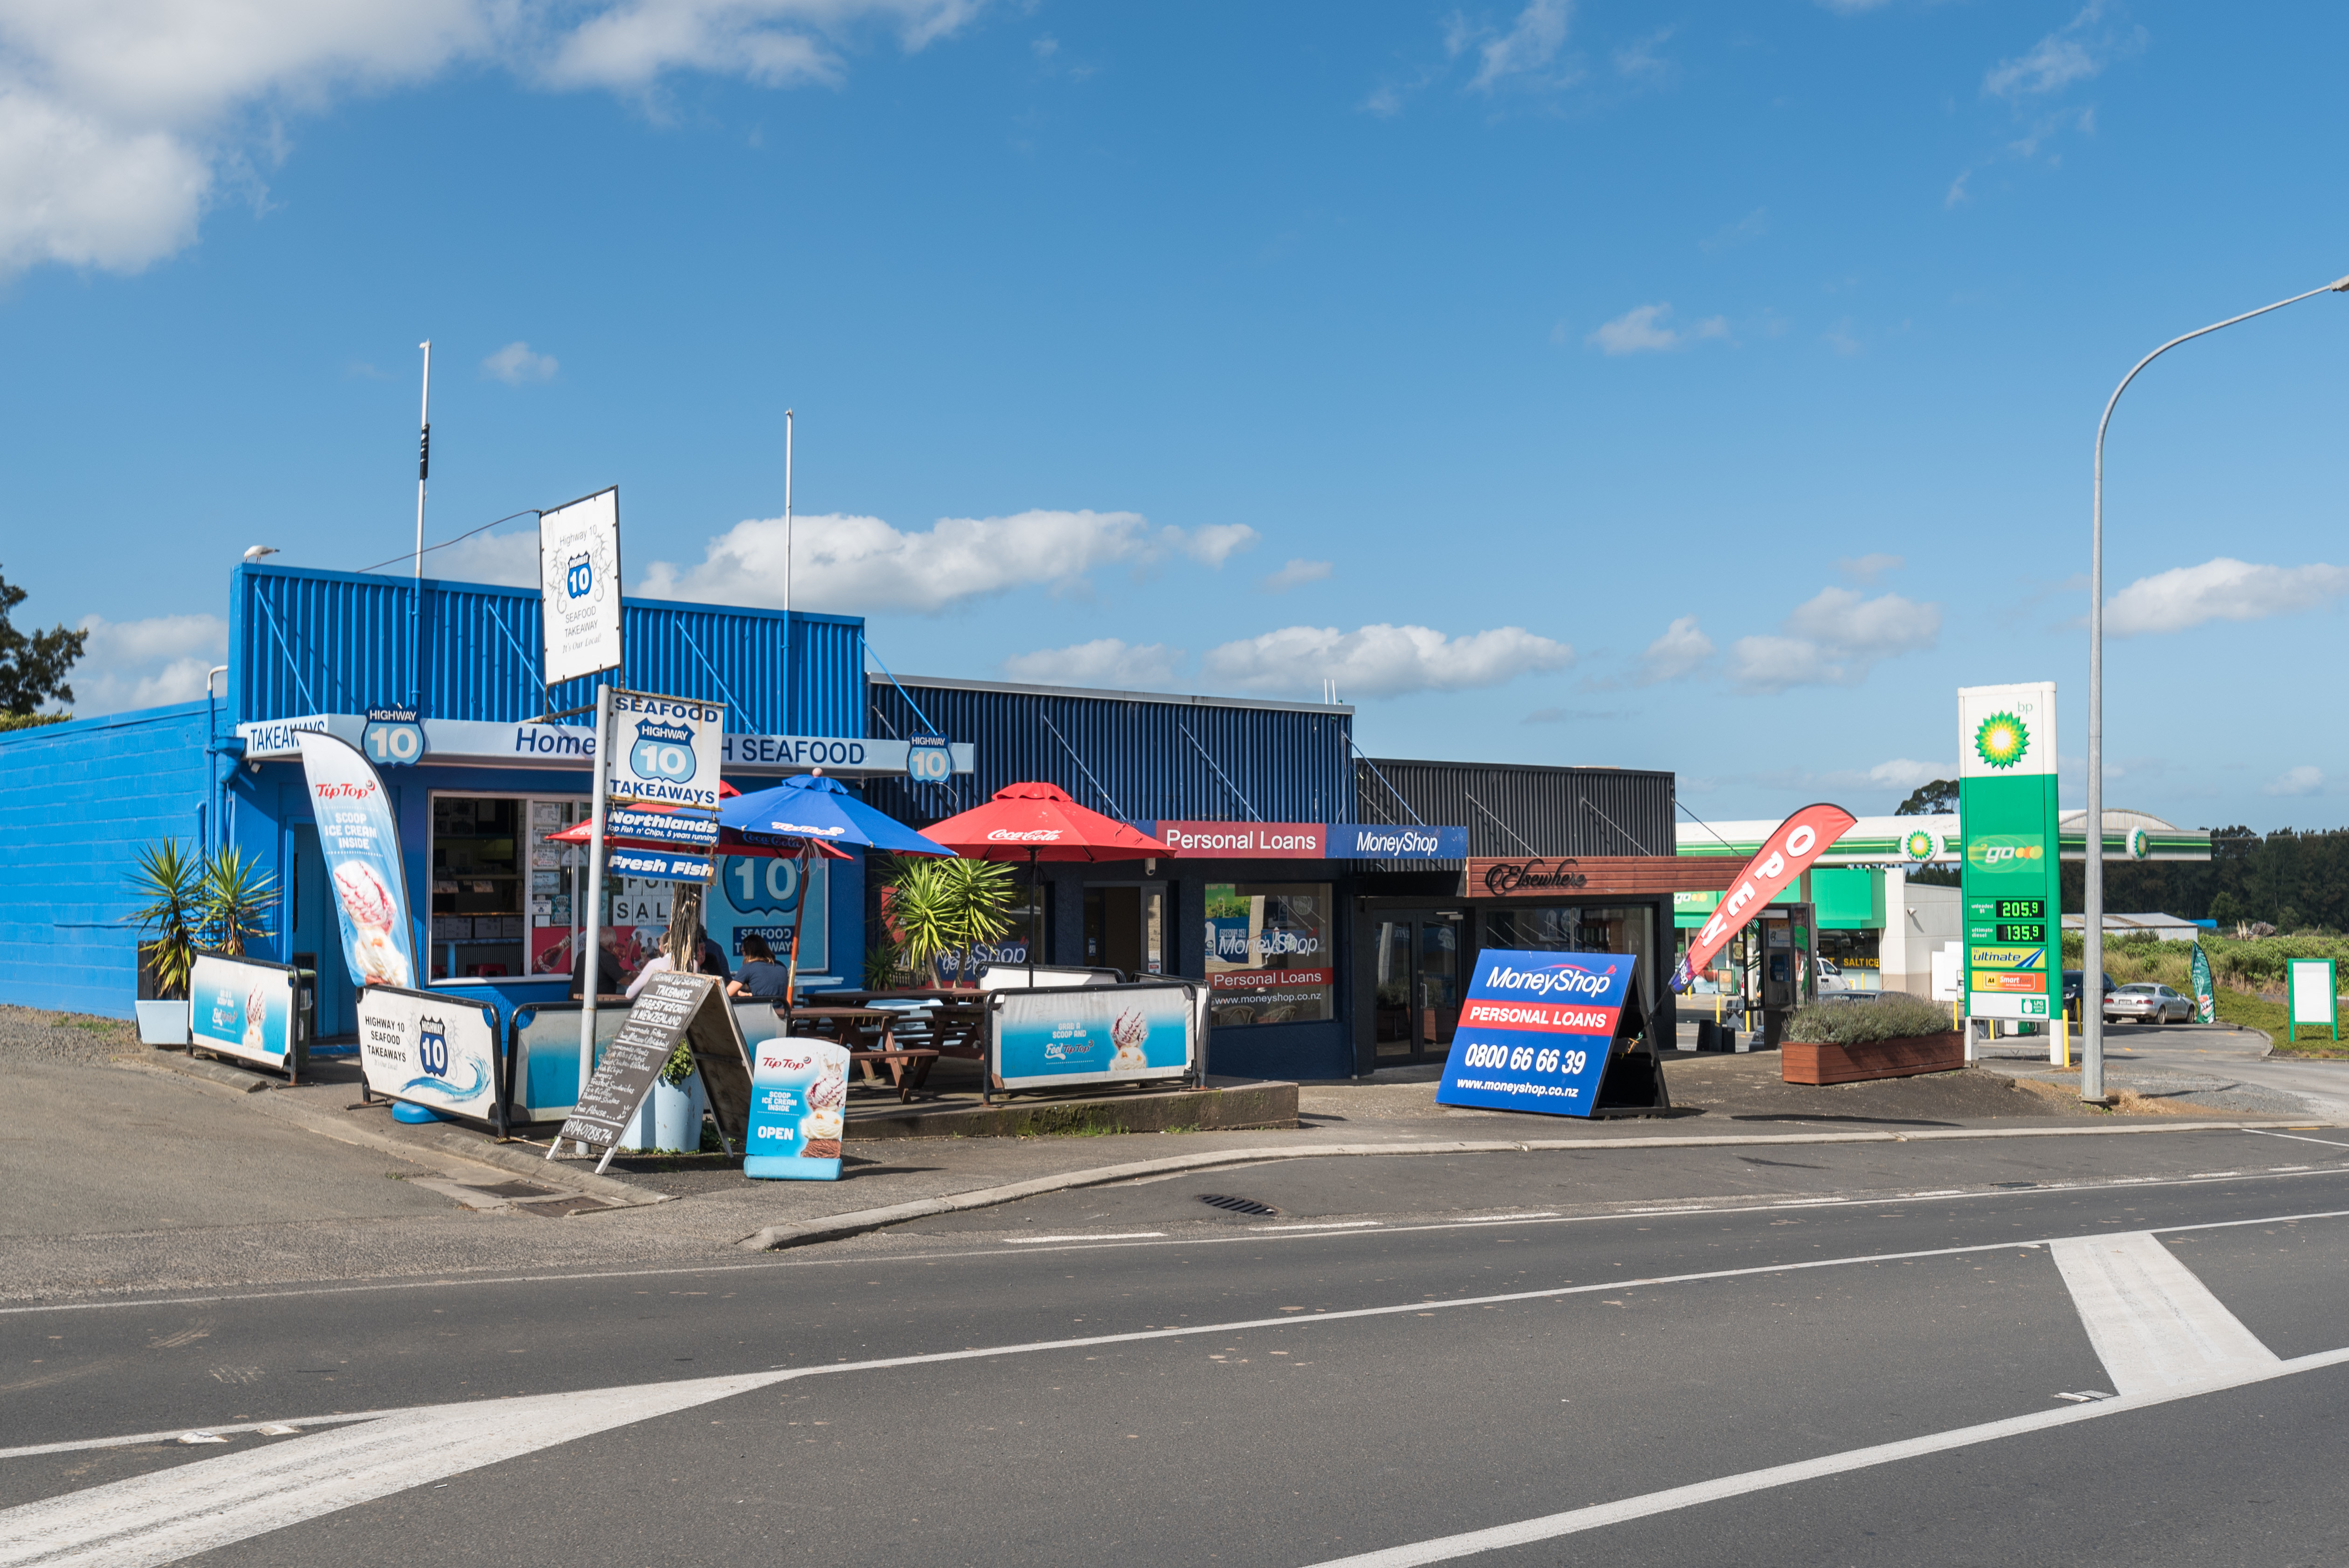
[1784, 993, 1956, 1046]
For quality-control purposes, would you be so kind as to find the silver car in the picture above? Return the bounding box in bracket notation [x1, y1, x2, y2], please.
[2105, 982, 2192, 1025]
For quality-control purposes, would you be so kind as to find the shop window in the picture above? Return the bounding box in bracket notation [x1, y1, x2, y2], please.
[1205, 882, 1333, 1027]
[1482, 904, 1658, 1007]
[1084, 885, 1165, 979]
[1818, 927, 1881, 992]
[433, 794, 591, 985]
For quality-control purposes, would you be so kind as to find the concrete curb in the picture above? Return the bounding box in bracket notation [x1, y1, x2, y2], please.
[735, 1115, 2338, 1251]
[119, 1051, 667, 1209]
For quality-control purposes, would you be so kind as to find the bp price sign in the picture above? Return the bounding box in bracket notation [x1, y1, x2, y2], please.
[1435, 949, 1634, 1119]
[1958, 682, 2060, 1021]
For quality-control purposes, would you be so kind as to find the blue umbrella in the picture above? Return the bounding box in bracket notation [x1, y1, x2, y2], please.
[718, 770, 952, 857]
[717, 770, 950, 1006]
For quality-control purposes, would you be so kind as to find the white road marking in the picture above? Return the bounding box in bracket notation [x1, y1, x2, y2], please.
[1003, 1232, 1165, 1244]
[1251, 1221, 1385, 1232]
[8, 1160, 2349, 1317]
[2248, 1129, 2349, 1150]
[3, 1206, 2342, 1565]
[2047, 1232, 2279, 1395]
[0, 1413, 386, 1462]
[1296, 1344, 2349, 1568]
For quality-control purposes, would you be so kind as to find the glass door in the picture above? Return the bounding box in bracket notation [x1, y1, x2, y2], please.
[1371, 910, 1462, 1064]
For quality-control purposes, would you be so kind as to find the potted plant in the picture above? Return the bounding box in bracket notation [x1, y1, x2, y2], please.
[884, 856, 1015, 987]
[126, 839, 203, 1045]
[1781, 993, 1964, 1085]
[200, 845, 277, 957]
[620, 1039, 708, 1154]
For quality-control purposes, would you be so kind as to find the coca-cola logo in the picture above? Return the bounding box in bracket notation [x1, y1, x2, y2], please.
[1482, 858, 1587, 895]
[986, 828, 1064, 841]
[312, 781, 378, 801]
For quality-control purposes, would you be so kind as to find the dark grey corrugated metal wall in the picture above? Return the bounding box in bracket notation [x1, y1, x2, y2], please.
[230, 565, 864, 735]
[1356, 758, 1675, 858]
[864, 679, 1357, 827]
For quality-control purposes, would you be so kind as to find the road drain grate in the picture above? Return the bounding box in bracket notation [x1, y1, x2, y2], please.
[1198, 1194, 1279, 1217]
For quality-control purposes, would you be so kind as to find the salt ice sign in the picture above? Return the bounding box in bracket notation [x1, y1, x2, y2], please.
[988, 982, 1198, 1091]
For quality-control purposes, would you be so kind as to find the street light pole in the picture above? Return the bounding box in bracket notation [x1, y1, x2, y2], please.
[2084, 274, 2349, 1103]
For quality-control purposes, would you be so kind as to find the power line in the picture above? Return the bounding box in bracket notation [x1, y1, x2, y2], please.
[355, 509, 541, 575]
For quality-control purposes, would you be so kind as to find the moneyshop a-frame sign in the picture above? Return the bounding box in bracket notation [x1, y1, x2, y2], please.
[1959, 682, 2061, 1022]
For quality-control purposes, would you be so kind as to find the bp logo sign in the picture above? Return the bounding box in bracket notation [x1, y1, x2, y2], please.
[1902, 828, 1941, 862]
[1974, 712, 2029, 770]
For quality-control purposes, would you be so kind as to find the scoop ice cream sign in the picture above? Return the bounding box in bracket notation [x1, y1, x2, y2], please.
[295, 731, 420, 991]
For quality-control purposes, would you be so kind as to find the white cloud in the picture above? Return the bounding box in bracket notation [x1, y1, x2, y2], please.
[1983, 3, 2113, 99]
[1586, 303, 1728, 356]
[0, 0, 983, 280]
[1729, 586, 1941, 692]
[2105, 558, 2349, 638]
[1203, 623, 1571, 700]
[1460, 0, 1572, 92]
[2266, 766, 2324, 798]
[1611, 29, 1672, 81]
[637, 507, 1246, 615]
[1868, 758, 1946, 792]
[482, 341, 558, 384]
[1260, 558, 1333, 593]
[1635, 615, 1713, 684]
[65, 612, 228, 714]
[1002, 639, 1183, 689]
[430, 527, 542, 587]
[1837, 552, 1903, 584]
[1171, 522, 1258, 568]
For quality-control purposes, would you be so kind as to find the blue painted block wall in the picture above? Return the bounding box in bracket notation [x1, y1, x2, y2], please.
[0, 704, 217, 1017]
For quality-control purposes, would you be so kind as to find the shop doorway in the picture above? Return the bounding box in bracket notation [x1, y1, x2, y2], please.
[1371, 909, 1462, 1064]
[287, 823, 355, 1040]
[1083, 884, 1166, 980]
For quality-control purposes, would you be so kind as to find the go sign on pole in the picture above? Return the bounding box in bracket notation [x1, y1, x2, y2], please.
[906, 735, 953, 784]
[604, 690, 726, 811]
[362, 706, 426, 766]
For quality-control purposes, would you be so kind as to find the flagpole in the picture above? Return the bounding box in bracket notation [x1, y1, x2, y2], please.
[556, 683, 614, 1161]
[783, 410, 794, 616]
[412, 340, 431, 709]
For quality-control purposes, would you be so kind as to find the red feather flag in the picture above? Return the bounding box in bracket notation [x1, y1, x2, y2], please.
[1670, 802, 1857, 993]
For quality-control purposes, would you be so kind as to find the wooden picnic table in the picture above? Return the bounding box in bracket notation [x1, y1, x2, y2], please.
[779, 1004, 941, 1103]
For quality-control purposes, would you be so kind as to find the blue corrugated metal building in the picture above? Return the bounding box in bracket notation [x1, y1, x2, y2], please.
[1, 562, 874, 1044]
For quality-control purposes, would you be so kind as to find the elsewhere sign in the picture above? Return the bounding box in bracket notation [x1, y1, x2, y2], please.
[1435, 949, 1635, 1120]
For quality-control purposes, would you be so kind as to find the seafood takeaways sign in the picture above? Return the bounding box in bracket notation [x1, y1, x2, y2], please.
[296, 730, 420, 990]
[358, 985, 501, 1123]
[989, 981, 1200, 1091]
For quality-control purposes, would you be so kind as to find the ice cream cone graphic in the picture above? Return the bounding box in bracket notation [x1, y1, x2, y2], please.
[333, 861, 411, 987]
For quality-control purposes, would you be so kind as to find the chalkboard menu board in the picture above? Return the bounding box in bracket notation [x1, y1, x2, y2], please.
[555, 971, 752, 1169]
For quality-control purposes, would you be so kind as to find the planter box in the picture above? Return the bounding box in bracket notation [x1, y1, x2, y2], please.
[619, 1072, 708, 1153]
[1782, 1031, 1963, 1086]
[135, 999, 190, 1047]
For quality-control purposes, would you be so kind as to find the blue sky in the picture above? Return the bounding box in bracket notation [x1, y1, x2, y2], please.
[4, 0, 2346, 831]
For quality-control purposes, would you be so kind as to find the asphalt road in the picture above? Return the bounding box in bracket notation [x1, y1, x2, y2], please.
[7, 1124, 2349, 1566]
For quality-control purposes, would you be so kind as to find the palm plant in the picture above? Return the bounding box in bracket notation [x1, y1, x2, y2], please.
[200, 845, 278, 957]
[126, 839, 205, 1000]
[885, 856, 1017, 987]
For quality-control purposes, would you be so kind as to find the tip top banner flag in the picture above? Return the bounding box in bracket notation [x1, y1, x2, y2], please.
[1670, 801, 1857, 993]
[1435, 949, 1636, 1118]
[296, 730, 420, 990]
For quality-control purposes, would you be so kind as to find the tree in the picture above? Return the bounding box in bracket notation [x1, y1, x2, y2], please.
[0, 567, 87, 715]
[1895, 778, 1957, 816]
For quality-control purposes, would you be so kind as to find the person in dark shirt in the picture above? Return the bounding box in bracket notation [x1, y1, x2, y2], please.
[569, 928, 630, 999]
[728, 933, 791, 1000]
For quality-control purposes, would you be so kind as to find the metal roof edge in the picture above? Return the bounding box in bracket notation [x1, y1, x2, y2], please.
[0, 700, 211, 748]
[234, 561, 863, 629]
[1365, 755, 1676, 781]
[874, 672, 1354, 717]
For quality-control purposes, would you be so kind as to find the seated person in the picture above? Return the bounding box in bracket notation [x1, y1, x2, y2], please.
[625, 918, 732, 999]
[727, 933, 792, 1000]
[569, 929, 631, 999]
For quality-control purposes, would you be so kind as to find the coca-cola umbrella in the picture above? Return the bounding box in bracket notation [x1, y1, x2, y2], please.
[920, 782, 1177, 984]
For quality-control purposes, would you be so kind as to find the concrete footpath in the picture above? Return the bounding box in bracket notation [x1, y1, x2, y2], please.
[4, 1004, 2340, 1300]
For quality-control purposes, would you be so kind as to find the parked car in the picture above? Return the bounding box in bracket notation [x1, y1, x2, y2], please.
[2059, 970, 2117, 1024]
[2106, 982, 2192, 1025]
[1815, 957, 1848, 995]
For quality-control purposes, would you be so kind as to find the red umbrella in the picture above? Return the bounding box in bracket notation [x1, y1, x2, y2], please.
[922, 783, 1176, 982]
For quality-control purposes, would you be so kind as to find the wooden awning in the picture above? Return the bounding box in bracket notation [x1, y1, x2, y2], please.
[1466, 856, 1749, 899]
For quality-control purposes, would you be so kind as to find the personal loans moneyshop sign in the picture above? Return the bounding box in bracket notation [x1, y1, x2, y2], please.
[1958, 682, 2060, 1022]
